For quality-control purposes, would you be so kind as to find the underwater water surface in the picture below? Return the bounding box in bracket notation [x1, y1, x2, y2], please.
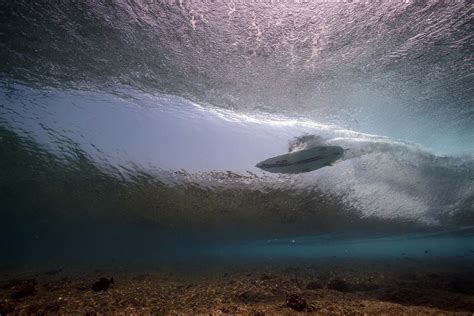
[0, 0, 473, 279]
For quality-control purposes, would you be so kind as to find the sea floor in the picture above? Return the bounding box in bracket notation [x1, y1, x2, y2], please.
[1, 258, 474, 315]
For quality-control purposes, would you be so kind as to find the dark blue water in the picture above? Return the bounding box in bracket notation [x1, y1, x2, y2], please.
[0, 0, 473, 267]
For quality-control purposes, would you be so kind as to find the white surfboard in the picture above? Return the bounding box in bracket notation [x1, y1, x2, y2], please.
[256, 146, 344, 174]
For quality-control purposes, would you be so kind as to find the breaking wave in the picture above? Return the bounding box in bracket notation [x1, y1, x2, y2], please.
[0, 0, 473, 245]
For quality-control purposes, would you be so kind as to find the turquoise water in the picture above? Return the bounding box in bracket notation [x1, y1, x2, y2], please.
[0, 1, 473, 266]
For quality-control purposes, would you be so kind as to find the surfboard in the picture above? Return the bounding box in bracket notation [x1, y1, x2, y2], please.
[256, 146, 344, 174]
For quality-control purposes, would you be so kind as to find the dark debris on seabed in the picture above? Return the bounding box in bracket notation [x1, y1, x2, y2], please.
[0, 259, 474, 315]
[91, 277, 114, 292]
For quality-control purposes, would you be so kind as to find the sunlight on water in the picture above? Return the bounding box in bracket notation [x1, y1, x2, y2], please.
[0, 1, 473, 313]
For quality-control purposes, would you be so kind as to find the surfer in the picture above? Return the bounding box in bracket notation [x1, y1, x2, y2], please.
[288, 135, 325, 152]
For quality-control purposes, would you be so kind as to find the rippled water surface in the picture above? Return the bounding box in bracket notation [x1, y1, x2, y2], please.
[0, 0, 473, 263]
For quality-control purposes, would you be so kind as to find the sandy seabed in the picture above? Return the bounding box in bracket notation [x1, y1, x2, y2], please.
[1, 258, 474, 315]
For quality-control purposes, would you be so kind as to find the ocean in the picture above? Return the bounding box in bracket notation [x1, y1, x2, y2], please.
[0, 0, 473, 314]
